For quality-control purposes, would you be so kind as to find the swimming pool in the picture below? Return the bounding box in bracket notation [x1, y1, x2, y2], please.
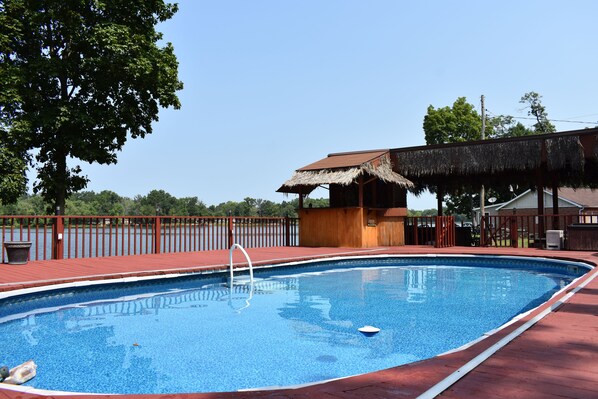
[0, 255, 589, 394]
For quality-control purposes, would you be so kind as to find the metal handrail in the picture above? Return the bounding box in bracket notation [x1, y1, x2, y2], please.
[228, 243, 254, 286]
[228, 243, 254, 312]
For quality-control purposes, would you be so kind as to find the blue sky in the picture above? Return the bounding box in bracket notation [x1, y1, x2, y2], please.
[69, 0, 598, 209]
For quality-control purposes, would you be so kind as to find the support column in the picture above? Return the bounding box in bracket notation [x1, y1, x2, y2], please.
[436, 186, 443, 216]
[153, 216, 161, 254]
[52, 211, 64, 260]
[537, 170, 545, 241]
[284, 216, 291, 247]
[228, 212, 234, 249]
[358, 176, 364, 208]
[551, 175, 559, 230]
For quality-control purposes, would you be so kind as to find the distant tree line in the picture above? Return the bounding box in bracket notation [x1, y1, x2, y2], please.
[0, 189, 438, 217]
[0, 190, 331, 217]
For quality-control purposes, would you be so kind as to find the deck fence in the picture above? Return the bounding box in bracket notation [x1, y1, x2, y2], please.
[479, 214, 590, 248]
[1, 215, 299, 263]
[3, 213, 593, 262]
[404, 216, 456, 247]
[405, 214, 594, 248]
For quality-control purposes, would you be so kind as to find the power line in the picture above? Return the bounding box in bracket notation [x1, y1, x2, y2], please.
[485, 111, 597, 125]
[511, 116, 597, 125]
[563, 113, 598, 119]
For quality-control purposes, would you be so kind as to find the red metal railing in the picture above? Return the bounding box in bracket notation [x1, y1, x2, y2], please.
[435, 216, 455, 248]
[0, 216, 54, 261]
[0, 215, 299, 263]
[405, 216, 456, 247]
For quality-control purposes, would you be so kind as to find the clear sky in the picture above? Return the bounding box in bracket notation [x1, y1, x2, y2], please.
[61, 0, 598, 209]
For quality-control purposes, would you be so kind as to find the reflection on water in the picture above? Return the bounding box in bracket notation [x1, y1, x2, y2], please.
[0, 262, 577, 394]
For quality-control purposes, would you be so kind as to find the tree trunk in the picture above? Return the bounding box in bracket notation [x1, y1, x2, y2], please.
[54, 149, 67, 215]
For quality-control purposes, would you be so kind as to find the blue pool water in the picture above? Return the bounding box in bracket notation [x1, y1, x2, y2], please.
[0, 256, 588, 394]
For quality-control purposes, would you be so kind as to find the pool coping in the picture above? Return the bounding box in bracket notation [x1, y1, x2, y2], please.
[0, 246, 597, 398]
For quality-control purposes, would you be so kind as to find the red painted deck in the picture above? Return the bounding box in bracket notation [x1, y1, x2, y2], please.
[1, 246, 597, 399]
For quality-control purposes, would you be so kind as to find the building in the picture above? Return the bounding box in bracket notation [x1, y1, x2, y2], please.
[474, 188, 598, 223]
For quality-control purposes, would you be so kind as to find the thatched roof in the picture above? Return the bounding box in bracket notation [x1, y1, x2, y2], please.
[392, 128, 598, 192]
[278, 150, 413, 195]
[394, 140, 542, 177]
[276, 128, 598, 198]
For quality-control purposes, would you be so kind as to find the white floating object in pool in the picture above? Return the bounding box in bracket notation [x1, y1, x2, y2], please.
[358, 325, 380, 335]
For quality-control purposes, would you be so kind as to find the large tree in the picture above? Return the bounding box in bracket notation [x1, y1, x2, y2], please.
[0, 0, 183, 214]
[423, 97, 486, 145]
[519, 91, 556, 133]
[422, 97, 488, 216]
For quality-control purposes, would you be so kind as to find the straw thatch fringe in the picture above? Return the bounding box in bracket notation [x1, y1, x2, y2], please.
[393, 140, 543, 177]
[282, 168, 361, 187]
[546, 136, 584, 171]
[281, 153, 413, 189]
[392, 148, 451, 176]
[362, 154, 414, 187]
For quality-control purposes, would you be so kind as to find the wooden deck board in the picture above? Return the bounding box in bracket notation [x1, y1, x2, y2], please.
[0, 246, 597, 399]
[441, 370, 598, 399]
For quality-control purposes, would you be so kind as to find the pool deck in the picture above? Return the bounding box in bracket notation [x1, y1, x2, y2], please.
[0, 245, 597, 399]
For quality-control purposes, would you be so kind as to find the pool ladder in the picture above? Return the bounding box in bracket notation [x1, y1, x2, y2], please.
[228, 244, 254, 312]
[228, 243, 254, 286]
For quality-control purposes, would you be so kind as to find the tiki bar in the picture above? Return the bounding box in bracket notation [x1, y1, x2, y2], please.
[277, 150, 413, 247]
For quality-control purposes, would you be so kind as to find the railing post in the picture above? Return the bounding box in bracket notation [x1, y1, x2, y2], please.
[52, 212, 64, 260]
[413, 217, 419, 245]
[153, 216, 161, 254]
[480, 216, 486, 246]
[285, 216, 291, 246]
[510, 217, 519, 248]
[434, 216, 441, 248]
[434, 216, 455, 248]
[449, 216, 455, 246]
[228, 212, 234, 248]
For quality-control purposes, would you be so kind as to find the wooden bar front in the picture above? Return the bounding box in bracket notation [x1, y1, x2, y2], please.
[299, 207, 406, 247]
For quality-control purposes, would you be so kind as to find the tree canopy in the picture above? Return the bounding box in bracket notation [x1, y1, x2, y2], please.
[423, 97, 486, 144]
[0, 131, 28, 204]
[0, 0, 183, 212]
[519, 92, 556, 133]
[489, 92, 555, 137]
